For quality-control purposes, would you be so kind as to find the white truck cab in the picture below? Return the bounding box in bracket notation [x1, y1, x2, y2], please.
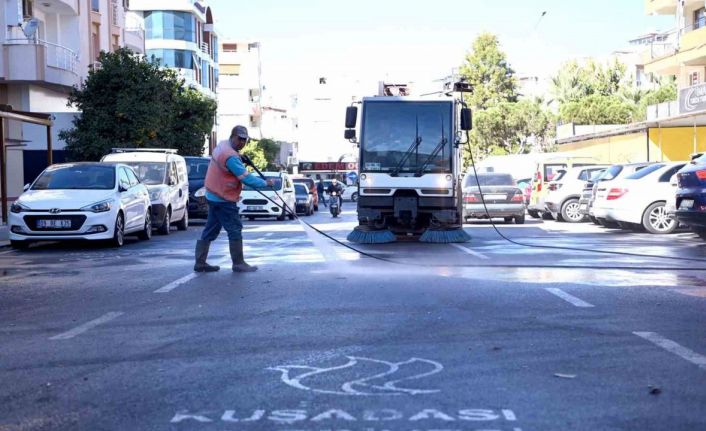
[102, 149, 189, 234]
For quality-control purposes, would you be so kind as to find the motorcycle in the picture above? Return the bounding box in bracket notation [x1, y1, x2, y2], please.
[329, 191, 340, 218]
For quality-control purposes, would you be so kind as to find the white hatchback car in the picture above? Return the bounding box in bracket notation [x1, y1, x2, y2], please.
[9, 163, 152, 248]
[545, 165, 607, 222]
[592, 162, 687, 234]
[240, 172, 297, 221]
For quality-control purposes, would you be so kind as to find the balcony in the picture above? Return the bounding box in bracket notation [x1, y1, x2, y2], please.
[646, 0, 676, 15]
[647, 100, 679, 120]
[3, 27, 79, 87]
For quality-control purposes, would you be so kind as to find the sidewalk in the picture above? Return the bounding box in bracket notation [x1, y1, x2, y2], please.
[0, 224, 9, 248]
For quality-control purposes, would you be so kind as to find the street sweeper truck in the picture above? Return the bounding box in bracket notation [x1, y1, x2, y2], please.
[344, 87, 473, 244]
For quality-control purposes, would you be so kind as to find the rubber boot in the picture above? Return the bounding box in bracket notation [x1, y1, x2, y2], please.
[230, 239, 258, 272]
[194, 240, 220, 272]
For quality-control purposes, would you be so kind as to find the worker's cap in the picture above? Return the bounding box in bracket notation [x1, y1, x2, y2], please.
[231, 125, 249, 140]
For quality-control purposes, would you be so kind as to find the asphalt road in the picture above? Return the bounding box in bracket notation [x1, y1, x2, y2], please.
[1, 207, 706, 431]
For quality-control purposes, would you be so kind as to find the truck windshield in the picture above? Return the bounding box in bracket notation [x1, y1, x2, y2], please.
[361, 101, 453, 174]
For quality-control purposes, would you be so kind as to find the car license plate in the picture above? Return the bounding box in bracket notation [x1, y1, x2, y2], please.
[247, 206, 264, 211]
[485, 194, 505, 200]
[37, 219, 71, 229]
[680, 199, 694, 209]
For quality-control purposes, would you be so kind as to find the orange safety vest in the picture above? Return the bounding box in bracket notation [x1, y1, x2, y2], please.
[204, 140, 245, 202]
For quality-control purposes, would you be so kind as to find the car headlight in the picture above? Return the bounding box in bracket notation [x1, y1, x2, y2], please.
[149, 189, 167, 201]
[81, 199, 114, 213]
[10, 202, 29, 213]
[194, 187, 206, 198]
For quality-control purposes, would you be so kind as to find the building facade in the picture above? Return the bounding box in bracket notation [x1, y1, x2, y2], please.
[0, 0, 145, 210]
[217, 40, 261, 141]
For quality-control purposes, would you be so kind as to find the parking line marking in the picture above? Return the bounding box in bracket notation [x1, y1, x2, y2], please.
[545, 288, 595, 308]
[450, 243, 489, 260]
[154, 257, 231, 293]
[49, 312, 124, 340]
[634, 332, 706, 370]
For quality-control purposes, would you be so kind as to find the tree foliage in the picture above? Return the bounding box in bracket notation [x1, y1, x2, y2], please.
[60, 48, 216, 161]
[460, 33, 518, 110]
[239, 141, 267, 171]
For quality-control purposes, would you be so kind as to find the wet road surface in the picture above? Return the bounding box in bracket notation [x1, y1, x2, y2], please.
[1, 209, 706, 431]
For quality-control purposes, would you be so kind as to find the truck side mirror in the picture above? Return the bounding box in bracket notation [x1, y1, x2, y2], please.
[345, 106, 358, 128]
[461, 108, 472, 131]
[344, 129, 356, 140]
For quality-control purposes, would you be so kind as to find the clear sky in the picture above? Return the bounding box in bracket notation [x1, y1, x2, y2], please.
[208, 0, 673, 97]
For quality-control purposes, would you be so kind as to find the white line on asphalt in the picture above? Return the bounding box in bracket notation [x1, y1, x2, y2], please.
[634, 332, 706, 370]
[0, 249, 15, 255]
[450, 243, 489, 260]
[49, 312, 124, 340]
[154, 257, 231, 293]
[544, 288, 595, 308]
[502, 409, 517, 421]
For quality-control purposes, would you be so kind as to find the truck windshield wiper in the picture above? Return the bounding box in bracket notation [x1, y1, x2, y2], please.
[415, 119, 447, 176]
[390, 116, 422, 177]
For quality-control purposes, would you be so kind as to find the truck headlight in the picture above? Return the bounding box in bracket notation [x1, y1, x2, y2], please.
[81, 199, 114, 213]
[194, 187, 206, 198]
[10, 202, 29, 213]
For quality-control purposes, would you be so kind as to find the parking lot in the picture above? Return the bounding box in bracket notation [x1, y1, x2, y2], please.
[2, 208, 706, 431]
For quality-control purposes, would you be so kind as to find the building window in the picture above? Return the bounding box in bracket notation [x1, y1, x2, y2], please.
[695, 7, 706, 30]
[690, 71, 700, 86]
[22, 0, 33, 18]
[201, 60, 209, 88]
[222, 43, 238, 52]
[144, 11, 196, 42]
[92, 0, 100, 12]
[146, 49, 195, 69]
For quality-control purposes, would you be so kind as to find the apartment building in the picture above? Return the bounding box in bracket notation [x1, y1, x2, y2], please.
[217, 40, 261, 141]
[131, 0, 218, 98]
[0, 0, 145, 204]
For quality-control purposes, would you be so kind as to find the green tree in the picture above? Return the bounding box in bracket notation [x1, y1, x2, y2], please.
[239, 141, 267, 171]
[60, 48, 216, 160]
[559, 94, 636, 125]
[256, 138, 282, 170]
[459, 33, 518, 109]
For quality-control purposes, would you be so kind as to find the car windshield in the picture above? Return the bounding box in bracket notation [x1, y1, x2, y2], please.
[361, 101, 453, 174]
[187, 159, 210, 180]
[589, 170, 604, 181]
[244, 175, 283, 191]
[120, 162, 167, 185]
[464, 173, 515, 187]
[626, 163, 665, 179]
[31, 165, 115, 190]
[295, 184, 308, 196]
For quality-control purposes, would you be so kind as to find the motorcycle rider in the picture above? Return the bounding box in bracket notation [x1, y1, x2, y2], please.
[326, 178, 344, 210]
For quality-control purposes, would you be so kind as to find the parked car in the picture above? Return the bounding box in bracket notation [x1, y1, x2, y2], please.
[294, 183, 314, 216]
[593, 162, 686, 234]
[580, 162, 654, 226]
[463, 172, 526, 224]
[528, 156, 599, 219]
[9, 163, 152, 248]
[675, 153, 706, 239]
[516, 177, 532, 205]
[102, 149, 189, 234]
[668, 152, 706, 216]
[545, 166, 607, 222]
[293, 177, 319, 211]
[185, 156, 210, 219]
[341, 185, 359, 202]
[240, 172, 296, 221]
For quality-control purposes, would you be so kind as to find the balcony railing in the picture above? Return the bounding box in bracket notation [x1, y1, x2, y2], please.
[200, 42, 210, 56]
[4, 27, 79, 75]
[645, 19, 706, 61]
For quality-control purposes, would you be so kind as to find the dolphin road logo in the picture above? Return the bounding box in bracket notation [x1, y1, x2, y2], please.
[268, 356, 443, 396]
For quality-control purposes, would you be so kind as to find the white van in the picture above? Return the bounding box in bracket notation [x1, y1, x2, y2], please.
[240, 171, 296, 221]
[102, 149, 189, 234]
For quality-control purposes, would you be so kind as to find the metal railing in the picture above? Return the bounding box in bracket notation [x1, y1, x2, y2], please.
[645, 19, 706, 61]
[4, 27, 79, 75]
[200, 42, 210, 56]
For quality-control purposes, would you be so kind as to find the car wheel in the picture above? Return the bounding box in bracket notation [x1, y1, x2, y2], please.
[694, 228, 706, 240]
[112, 213, 125, 247]
[528, 210, 540, 219]
[277, 212, 285, 221]
[351, 192, 358, 202]
[515, 214, 525, 224]
[137, 211, 152, 240]
[643, 202, 676, 234]
[561, 199, 585, 223]
[158, 209, 171, 235]
[176, 210, 189, 231]
[288, 210, 295, 220]
[504, 216, 513, 224]
[541, 212, 554, 220]
[10, 240, 30, 250]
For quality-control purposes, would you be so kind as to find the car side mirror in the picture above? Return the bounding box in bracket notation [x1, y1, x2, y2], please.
[461, 108, 472, 131]
[345, 106, 358, 128]
[344, 129, 356, 140]
[23, 183, 30, 192]
[119, 184, 129, 192]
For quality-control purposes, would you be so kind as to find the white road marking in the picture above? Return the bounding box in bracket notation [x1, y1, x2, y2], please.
[265, 232, 273, 237]
[544, 288, 594, 308]
[502, 409, 517, 421]
[154, 257, 230, 293]
[0, 249, 16, 255]
[450, 243, 489, 260]
[49, 312, 124, 340]
[634, 332, 706, 370]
